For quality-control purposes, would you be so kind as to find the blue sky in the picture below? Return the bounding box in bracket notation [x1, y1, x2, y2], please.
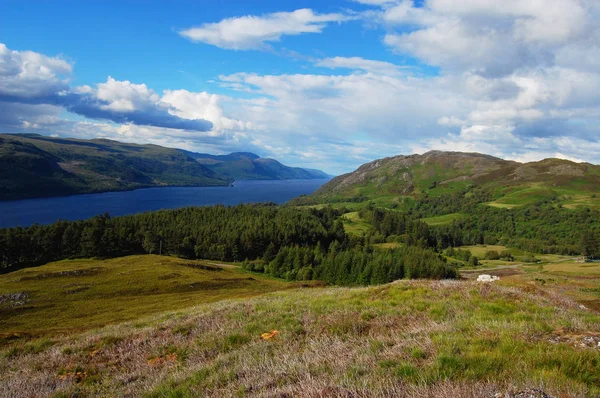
[1, 0, 599, 174]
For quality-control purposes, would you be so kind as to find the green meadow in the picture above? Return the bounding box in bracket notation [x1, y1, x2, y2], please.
[0, 255, 303, 340]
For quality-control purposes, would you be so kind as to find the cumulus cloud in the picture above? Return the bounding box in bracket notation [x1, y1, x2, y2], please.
[315, 56, 407, 76]
[179, 9, 349, 50]
[161, 90, 251, 133]
[60, 78, 213, 132]
[381, 0, 595, 76]
[0, 43, 72, 99]
[0, 44, 214, 132]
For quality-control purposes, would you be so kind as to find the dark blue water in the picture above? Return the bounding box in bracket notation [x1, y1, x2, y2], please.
[0, 179, 328, 228]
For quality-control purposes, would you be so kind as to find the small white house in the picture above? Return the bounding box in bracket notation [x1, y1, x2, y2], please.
[477, 274, 500, 282]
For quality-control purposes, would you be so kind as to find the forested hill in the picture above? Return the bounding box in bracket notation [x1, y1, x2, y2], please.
[307, 150, 600, 209]
[0, 134, 330, 200]
[181, 150, 331, 180]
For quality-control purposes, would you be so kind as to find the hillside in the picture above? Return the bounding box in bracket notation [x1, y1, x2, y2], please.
[182, 150, 331, 180]
[311, 151, 600, 209]
[0, 134, 329, 200]
[1, 261, 599, 397]
[0, 255, 309, 338]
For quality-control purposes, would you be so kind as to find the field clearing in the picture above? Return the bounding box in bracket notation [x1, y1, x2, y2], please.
[373, 242, 403, 250]
[341, 211, 371, 235]
[487, 202, 521, 209]
[1, 280, 599, 397]
[542, 261, 600, 276]
[562, 195, 600, 210]
[459, 245, 515, 258]
[0, 255, 305, 340]
[421, 213, 463, 226]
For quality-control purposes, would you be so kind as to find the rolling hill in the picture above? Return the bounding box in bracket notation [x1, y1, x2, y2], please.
[0, 134, 329, 200]
[310, 150, 600, 209]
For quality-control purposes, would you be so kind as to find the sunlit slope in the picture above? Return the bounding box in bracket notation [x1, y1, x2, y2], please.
[0, 255, 304, 338]
[1, 279, 599, 397]
[0, 134, 227, 200]
[311, 151, 600, 208]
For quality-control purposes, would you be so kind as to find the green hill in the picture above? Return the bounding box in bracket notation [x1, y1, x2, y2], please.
[309, 150, 600, 209]
[0, 134, 330, 200]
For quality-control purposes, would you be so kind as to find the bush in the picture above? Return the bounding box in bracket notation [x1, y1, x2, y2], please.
[499, 250, 514, 261]
[485, 250, 500, 260]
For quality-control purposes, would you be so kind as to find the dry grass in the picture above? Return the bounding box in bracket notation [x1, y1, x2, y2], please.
[0, 255, 303, 340]
[1, 280, 599, 397]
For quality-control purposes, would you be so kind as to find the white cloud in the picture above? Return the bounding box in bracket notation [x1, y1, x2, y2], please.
[179, 9, 349, 50]
[0, 43, 72, 98]
[95, 77, 161, 113]
[161, 89, 251, 133]
[381, 0, 596, 76]
[315, 56, 406, 76]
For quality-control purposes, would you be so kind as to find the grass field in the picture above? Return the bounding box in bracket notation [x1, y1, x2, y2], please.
[542, 261, 600, 276]
[421, 213, 463, 226]
[373, 242, 404, 250]
[1, 279, 599, 397]
[341, 211, 371, 235]
[0, 255, 304, 340]
[458, 245, 516, 258]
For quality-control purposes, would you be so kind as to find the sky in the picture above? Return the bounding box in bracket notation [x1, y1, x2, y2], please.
[1, 0, 599, 175]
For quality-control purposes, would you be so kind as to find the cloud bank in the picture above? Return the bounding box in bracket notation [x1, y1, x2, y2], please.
[0, 45, 213, 133]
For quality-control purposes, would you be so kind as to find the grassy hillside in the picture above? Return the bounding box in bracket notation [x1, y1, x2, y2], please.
[0, 134, 228, 200]
[0, 134, 330, 200]
[309, 151, 600, 209]
[0, 255, 310, 340]
[1, 273, 599, 397]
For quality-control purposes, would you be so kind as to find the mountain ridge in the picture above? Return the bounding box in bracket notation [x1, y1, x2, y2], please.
[0, 134, 330, 200]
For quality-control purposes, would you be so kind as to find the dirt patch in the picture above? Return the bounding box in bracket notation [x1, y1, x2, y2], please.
[181, 278, 252, 292]
[580, 299, 600, 313]
[20, 267, 103, 281]
[547, 327, 600, 350]
[179, 263, 223, 272]
[158, 273, 181, 280]
[65, 286, 90, 294]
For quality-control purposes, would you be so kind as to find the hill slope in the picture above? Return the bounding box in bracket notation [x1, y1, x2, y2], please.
[0, 134, 329, 200]
[182, 150, 331, 180]
[1, 276, 598, 397]
[312, 150, 600, 208]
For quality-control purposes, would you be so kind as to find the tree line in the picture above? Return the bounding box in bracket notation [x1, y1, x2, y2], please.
[0, 204, 457, 285]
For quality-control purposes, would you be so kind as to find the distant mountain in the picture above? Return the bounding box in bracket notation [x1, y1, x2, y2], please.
[311, 150, 600, 209]
[180, 149, 331, 180]
[0, 134, 330, 200]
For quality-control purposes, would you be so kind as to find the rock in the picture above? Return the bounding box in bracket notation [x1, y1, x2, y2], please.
[0, 292, 29, 307]
[477, 274, 500, 282]
[512, 388, 550, 398]
[580, 335, 600, 348]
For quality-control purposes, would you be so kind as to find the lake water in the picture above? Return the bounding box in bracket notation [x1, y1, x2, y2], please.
[0, 179, 328, 228]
